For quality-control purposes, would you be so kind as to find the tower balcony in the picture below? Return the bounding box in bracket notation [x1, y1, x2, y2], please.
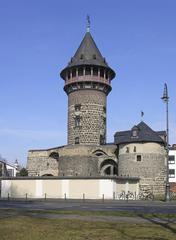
[64, 75, 111, 87]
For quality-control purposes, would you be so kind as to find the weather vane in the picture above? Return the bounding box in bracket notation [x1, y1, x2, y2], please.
[86, 15, 90, 32]
[141, 111, 144, 121]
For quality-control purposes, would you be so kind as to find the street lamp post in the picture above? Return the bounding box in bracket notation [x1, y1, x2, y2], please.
[161, 83, 170, 202]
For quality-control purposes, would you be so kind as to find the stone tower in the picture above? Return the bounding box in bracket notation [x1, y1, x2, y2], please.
[60, 28, 115, 146]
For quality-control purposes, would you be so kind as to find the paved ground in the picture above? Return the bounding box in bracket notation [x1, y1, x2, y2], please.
[1, 199, 176, 225]
[1, 199, 176, 214]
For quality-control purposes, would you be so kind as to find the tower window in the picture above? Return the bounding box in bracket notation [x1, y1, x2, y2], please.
[133, 146, 136, 152]
[103, 117, 106, 125]
[78, 68, 83, 76]
[75, 116, 80, 127]
[103, 106, 106, 113]
[80, 54, 84, 59]
[136, 155, 142, 162]
[75, 137, 79, 144]
[93, 67, 98, 76]
[93, 54, 96, 59]
[72, 69, 76, 77]
[100, 135, 105, 145]
[75, 104, 81, 111]
[100, 69, 104, 78]
[85, 67, 91, 75]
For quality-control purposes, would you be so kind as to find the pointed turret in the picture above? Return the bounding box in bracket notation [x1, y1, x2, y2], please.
[60, 26, 116, 146]
[68, 32, 109, 68]
[60, 31, 115, 82]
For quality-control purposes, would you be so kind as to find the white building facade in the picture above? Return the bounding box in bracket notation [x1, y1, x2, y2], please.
[169, 145, 176, 183]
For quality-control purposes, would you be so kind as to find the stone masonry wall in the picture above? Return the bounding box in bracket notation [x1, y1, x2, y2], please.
[118, 142, 166, 195]
[27, 144, 117, 177]
[68, 90, 106, 145]
[27, 151, 59, 176]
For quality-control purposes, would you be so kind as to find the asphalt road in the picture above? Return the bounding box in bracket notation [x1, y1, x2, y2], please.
[1, 199, 176, 214]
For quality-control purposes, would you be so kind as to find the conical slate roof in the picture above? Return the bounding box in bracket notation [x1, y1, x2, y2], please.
[67, 32, 108, 68]
[114, 121, 165, 145]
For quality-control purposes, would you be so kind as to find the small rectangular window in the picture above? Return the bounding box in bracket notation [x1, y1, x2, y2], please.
[72, 69, 76, 77]
[137, 155, 142, 162]
[103, 106, 106, 114]
[75, 137, 79, 144]
[75, 104, 81, 111]
[169, 169, 175, 178]
[75, 116, 80, 127]
[169, 155, 175, 164]
[93, 68, 98, 76]
[126, 147, 129, 153]
[100, 69, 104, 78]
[85, 67, 91, 75]
[78, 68, 83, 76]
[100, 135, 105, 145]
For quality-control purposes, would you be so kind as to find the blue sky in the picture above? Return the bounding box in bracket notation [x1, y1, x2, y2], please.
[0, 0, 176, 166]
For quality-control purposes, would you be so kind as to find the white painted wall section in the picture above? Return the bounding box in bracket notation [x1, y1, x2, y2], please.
[35, 180, 43, 198]
[1, 180, 11, 198]
[99, 179, 113, 199]
[61, 179, 69, 198]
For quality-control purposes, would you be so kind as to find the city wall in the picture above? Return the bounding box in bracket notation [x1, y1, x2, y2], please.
[0, 177, 139, 200]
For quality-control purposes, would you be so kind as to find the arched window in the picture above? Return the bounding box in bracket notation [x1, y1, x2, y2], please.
[100, 159, 118, 176]
[49, 152, 59, 160]
[92, 149, 107, 157]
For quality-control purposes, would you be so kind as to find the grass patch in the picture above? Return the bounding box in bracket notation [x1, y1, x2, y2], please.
[0, 216, 176, 240]
[27, 209, 176, 219]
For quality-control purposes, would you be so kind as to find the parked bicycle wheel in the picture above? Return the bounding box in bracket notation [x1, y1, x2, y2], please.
[127, 192, 134, 200]
[146, 193, 154, 201]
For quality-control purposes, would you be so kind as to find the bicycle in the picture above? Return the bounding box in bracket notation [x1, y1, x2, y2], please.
[138, 191, 154, 200]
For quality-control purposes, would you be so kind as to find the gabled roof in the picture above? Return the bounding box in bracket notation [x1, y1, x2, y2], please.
[0, 159, 16, 169]
[114, 121, 165, 145]
[67, 32, 108, 68]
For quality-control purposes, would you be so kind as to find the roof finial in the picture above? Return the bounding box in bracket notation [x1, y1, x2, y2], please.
[86, 15, 90, 32]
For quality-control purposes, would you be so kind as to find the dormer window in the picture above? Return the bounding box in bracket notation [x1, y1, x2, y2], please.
[131, 126, 139, 138]
[132, 130, 138, 137]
